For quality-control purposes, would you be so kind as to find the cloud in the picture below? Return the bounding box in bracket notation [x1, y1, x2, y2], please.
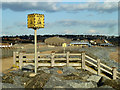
[88, 29, 97, 33]
[60, 2, 118, 13]
[3, 22, 26, 30]
[0, 31, 15, 36]
[13, 19, 117, 29]
[1, 2, 119, 13]
[1, 0, 62, 2]
[54, 19, 117, 28]
[87, 14, 94, 17]
[15, 22, 26, 27]
[1, 0, 119, 2]
[2, 2, 59, 12]
[4, 19, 117, 33]
[84, 29, 105, 35]
[58, 29, 76, 35]
[4, 26, 14, 30]
[63, 30, 76, 34]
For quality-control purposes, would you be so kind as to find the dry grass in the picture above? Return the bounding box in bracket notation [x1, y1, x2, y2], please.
[109, 47, 120, 63]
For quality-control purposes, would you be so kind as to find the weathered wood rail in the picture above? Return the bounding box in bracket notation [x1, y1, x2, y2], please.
[13, 51, 120, 80]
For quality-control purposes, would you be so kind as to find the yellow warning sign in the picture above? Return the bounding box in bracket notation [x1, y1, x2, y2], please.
[27, 13, 44, 29]
[62, 43, 67, 47]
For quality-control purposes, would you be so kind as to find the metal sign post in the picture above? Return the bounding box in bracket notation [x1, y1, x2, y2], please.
[64, 47, 65, 53]
[27, 13, 44, 74]
[34, 29, 37, 74]
[62, 43, 66, 53]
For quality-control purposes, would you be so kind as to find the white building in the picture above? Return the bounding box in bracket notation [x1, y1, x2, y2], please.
[0, 43, 12, 48]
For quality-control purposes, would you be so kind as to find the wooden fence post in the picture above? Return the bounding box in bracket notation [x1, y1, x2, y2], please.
[19, 53, 23, 69]
[97, 59, 101, 75]
[82, 52, 85, 70]
[112, 67, 117, 80]
[51, 53, 55, 67]
[16, 52, 19, 66]
[66, 52, 70, 66]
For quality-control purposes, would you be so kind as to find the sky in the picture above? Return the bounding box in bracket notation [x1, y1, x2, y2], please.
[0, 0, 119, 36]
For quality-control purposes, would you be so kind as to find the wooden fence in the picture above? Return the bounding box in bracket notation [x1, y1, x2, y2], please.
[13, 51, 120, 80]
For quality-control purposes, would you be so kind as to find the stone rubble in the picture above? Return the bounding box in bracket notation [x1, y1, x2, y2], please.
[2, 66, 119, 89]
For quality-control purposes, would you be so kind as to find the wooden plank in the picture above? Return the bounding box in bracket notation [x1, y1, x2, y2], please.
[22, 58, 81, 61]
[85, 55, 97, 63]
[74, 67, 82, 69]
[100, 67, 112, 75]
[69, 63, 81, 66]
[85, 60, 97, 67]
[39, 63, 51, 66]
[86, 65, 111, 79]
[85, 65, 97, 74]
[69, 53, 81, 56]
[23, 58, 51, 61]
[69, 58, 81, 60]
[55, 53, 66, 56]
[54, 63, 67, 66]
[16, 58, 19, 61]
[23, 63, 51, 66]
[38, 58, 51, 60]
[22, 58, 34, 61]
[39, 54, 51, 56]
[116, 76, 120, 79]
[24, 53, 50, 56]
[54, 58, 66, 60]
[100, 63, 112, 70]
[97, 59, 101, 75]
[116, 71, 120, 75]
[100, 73, 111, 80]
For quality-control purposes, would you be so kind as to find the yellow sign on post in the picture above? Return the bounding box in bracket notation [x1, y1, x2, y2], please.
[27, 13, 44, 29]
[27, 13, 45, 74]
[62, 43, 67, 47]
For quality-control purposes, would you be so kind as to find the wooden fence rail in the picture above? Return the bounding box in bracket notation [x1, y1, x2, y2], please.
[13, 51, 120, 80]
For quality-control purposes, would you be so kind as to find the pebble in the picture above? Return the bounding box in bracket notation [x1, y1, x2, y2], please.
[29, 73, 36, 77]
[87, 75, 102, 83]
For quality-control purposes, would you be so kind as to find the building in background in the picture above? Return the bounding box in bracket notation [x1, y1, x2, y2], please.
[0, 43, 12, 48]
[44, 37, 71, 46]
[70, 41, 91, 47]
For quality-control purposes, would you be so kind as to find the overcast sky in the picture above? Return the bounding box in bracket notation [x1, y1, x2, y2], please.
[1, 0, 119, 36]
